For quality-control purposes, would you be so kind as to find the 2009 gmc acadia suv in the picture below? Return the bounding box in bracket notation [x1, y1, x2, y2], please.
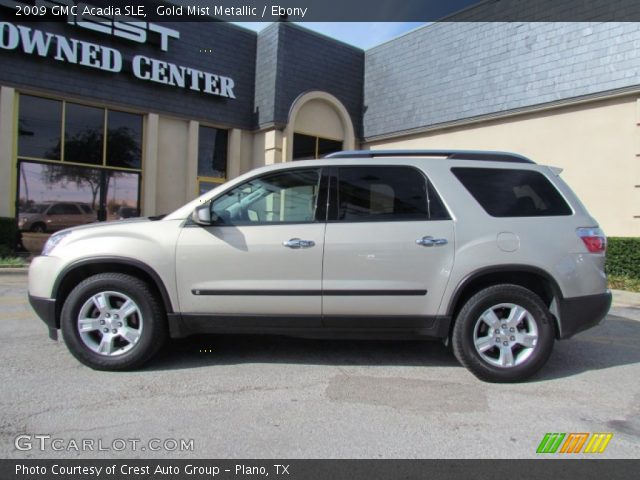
[28, 150, 612, 382]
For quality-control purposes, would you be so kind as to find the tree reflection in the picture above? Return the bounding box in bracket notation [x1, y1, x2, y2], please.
[40, 164, 123, 213]
[39, 124, 141, 213]
[107, 126, 142, 169]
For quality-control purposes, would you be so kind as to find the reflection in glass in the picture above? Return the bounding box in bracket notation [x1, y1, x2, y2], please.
[17, 162, 140, 231]
[18, 95, 62, 160]
[17, 162, 98, 233]
[64, 103, 104, 165]
[198, 126, 228, 178]
[106, 172, 140, 221]
[107, 110, 142, 169]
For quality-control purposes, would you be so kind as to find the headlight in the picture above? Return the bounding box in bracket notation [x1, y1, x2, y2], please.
[41, 231, 72, 256]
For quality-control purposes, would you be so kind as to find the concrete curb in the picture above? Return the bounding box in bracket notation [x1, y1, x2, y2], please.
[611, 289, 640, 308]
[0, 267, 28, 275]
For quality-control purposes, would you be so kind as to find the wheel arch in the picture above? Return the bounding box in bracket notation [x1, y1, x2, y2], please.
[52, 257, 174, 329]
[446, 265, 563, 338]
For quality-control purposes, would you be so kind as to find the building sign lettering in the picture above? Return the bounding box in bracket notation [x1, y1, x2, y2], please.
[0, 21, 236, 99]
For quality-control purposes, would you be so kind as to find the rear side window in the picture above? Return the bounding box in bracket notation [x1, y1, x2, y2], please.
[334, 166, 450, 222]
[451, 167, 572, 217]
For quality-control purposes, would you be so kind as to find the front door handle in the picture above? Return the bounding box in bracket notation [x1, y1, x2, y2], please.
[416, 236, 448, 247]
[283, 238, 316, 249]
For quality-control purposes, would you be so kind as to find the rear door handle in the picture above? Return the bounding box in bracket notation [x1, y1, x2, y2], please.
[416, 236, 448, 247]
[283, 238, 316, 249]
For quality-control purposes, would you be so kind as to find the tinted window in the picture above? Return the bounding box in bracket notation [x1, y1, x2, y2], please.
[198, 126, 228, 178]
[293, 133, 343, 160]
[335, 166, 449, 222]
[211, 169, 321, 225]
[107, 110, 142, 169]
[317, 138, 342, 157]
[292, 133, 317, 160]
[64, 103, 104, 165]
[452, 168, 572, 217]
[18, 95, 62, 159]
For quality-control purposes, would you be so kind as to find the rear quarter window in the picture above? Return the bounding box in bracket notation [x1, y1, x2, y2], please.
[451, 167, 572, 217]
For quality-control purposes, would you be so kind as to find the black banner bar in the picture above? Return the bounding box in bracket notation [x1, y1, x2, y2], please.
[1, 459, 639, 480]
[2, 0, 640, 22]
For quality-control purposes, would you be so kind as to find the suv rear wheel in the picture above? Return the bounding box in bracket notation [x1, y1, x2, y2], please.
[452, 284, 555, 382]
[60, 273, 167, 370]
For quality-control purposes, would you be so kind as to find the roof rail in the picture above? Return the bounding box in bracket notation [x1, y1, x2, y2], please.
[324, 149, 535, 164]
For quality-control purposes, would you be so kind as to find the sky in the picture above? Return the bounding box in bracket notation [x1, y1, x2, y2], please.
[232, 22, 427, 49]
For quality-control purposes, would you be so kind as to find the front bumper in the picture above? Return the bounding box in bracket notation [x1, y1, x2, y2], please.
[28, 294, 58, 340]
[557, 290, 612, 339]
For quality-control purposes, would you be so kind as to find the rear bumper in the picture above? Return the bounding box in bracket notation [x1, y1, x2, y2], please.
[557, 290, 612, 339]
[28, 294, 58, 340]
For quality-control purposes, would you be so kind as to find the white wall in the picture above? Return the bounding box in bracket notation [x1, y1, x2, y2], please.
[367, 95, 640, 237]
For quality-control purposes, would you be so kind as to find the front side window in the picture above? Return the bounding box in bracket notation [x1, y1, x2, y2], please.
[211, 169, 321, 226]
[451, 167, 572, 217]
[333, 166, 449, 222]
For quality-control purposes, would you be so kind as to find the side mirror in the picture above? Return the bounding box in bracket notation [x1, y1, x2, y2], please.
[191, 204, 212, 226]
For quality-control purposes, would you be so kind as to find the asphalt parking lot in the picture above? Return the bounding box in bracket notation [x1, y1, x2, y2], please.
[1, 272, 639, 459]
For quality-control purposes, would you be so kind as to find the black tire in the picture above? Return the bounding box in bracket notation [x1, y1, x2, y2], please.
[451, 284, 555, 383]
[60, 273, 167, 371]
[30, 223, 46, 233]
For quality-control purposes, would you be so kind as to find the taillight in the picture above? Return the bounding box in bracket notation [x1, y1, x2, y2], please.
[577, 227, 606, 253]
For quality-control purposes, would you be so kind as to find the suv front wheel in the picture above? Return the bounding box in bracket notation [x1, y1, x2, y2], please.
[60, 273, 167, 370]
[452, 284, 555, 382]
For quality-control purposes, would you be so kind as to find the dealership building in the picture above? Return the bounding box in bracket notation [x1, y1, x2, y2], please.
[0, 6, 639, 237]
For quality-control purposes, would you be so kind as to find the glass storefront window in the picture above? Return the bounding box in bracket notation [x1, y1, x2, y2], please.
[17, 161, 140, 232]
[293, 133, 342, 160]
[197, 125, 228, 196]
[198, 126, 228, 178]
[292, 133, 316, 160]
[318, 137, 343, 157]
[106, 171, 141, 221]
[18, 95, 62, 160]
[17, 94, 143, 169]
[64, 103, 104, 165]
[107, 111, 143, 169]
[16, 94, 144, 236]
